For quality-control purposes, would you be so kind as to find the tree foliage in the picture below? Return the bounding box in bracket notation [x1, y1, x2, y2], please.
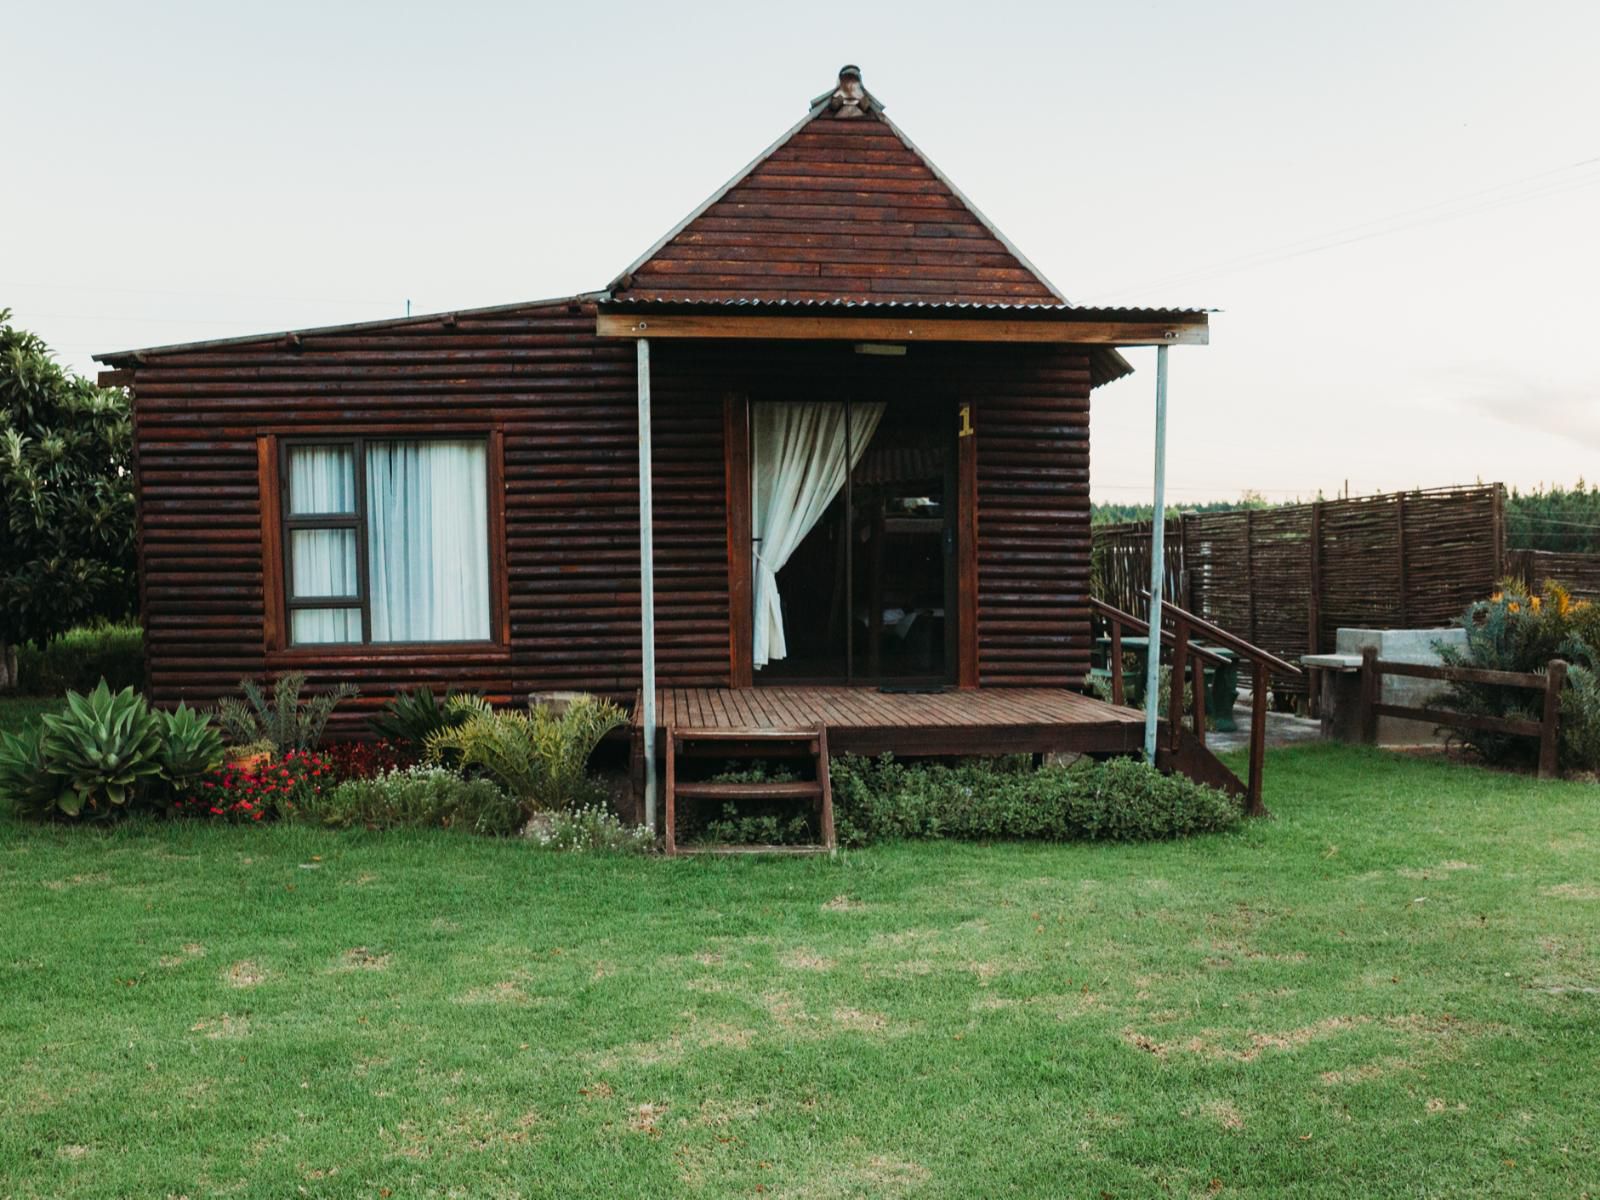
[1505, 480, 1600, 553]
[0, 310, 136, 649]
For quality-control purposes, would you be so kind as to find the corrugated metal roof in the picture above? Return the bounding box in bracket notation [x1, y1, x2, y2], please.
[600, 297, 1213, 316]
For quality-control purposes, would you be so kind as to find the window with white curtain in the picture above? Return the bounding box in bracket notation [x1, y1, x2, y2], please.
[281, 438, 492, 646]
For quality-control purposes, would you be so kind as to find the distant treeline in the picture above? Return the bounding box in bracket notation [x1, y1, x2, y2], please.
[1093, 482, 1600, 554]
[1505, 481, 1600, 553]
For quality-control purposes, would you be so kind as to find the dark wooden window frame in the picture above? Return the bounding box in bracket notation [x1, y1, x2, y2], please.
[258, 428, 510, 662]
[722, 394, 979, 690]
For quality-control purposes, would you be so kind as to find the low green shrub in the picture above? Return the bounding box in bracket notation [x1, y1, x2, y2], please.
[214, 672, 358, 754]
[424, 694, 626, 813]
[830, 753, 1242, 847]
[15, 622, 144, 695]
[526, 804, 654, 853]
[1433, 580, 1599, 769]
[296, 765, 520, 835]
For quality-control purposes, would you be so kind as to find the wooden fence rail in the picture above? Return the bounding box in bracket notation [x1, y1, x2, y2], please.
[1357, 647, 1567, 779]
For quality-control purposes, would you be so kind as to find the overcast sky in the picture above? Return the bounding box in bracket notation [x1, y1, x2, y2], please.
[4, 0, 1597, 504]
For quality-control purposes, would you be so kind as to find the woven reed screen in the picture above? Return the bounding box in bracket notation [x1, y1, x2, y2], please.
[1092, 485, 1505, 694]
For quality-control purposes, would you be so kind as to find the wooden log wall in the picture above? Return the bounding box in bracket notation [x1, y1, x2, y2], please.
[123, 308, 1095, 731]
[1093, 485, 1505, 692]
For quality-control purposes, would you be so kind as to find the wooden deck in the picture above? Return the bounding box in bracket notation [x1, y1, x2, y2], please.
[639, 686, 1145, 757]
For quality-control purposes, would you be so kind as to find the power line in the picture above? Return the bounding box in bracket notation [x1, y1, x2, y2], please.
[1088, 152, 1600, 302]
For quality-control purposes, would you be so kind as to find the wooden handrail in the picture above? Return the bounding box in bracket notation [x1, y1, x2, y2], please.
[1136, 591, 1302, 676]
[1089, 598, 1231, 668]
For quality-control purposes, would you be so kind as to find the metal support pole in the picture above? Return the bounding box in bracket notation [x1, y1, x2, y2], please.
[1143, 344, 1170, 762]
[637, 338, 658, 831]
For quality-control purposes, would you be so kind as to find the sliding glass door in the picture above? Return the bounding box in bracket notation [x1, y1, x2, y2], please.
[750, 395, 955, 686]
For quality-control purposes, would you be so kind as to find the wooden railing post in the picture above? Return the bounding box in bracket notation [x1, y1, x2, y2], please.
[1110, 619, 1125, 706]
[1191, 653, 1207, 748]
[1168, 616, 1189, 752]
[1539, 659, 1567, 780]
[1247, 660, 1268, 818]
[1359, 647, 1380, 746]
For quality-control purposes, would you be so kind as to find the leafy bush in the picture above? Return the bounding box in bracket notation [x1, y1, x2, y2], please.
[174, 749, 334, 822]
[1560, 663, 1600, 773]
[322, 738, 415, 782]
[15, 622, 143, 695]
[35, 681, 164, 816]
[830, 753, 1241, 847]
[526, 804, 654, 853]
[1433, 580, 1598, 768]
[370, 687, 471, 746]
[156, 702, 225, 786]
[295, 765, 520, 835]
[424, 694, 625, 813]
[214, 672, 358, 754]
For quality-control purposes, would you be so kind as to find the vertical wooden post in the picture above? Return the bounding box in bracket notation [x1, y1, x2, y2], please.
[1168, 616, 1189, 752]
[1539, 659, 1567, 780]
[1491, 483, 1505, 582]
[1247, 659, 1268, 818]
[957, 403, 979, 688]
[1395, 493, 1410, 627]
[1359, 646, 1380, 746]
[1110, 619, 1125, 706]
[1190, 652, 1207, 748]
[723, 394, 753, 688]
[663, 726, 677, 855]
[1245, 510, 1257, 646]
[1307, 500, 1323, 657]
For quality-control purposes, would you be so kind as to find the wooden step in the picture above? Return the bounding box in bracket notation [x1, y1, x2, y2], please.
[665, 721, 835, 856]
[673, 781, 823, 801]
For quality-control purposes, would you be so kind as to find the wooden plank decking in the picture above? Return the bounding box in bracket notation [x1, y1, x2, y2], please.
[640, 686, 1145, 757]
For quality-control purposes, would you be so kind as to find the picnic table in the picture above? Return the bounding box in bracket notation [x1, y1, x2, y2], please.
[1092, 635, 1241, 732]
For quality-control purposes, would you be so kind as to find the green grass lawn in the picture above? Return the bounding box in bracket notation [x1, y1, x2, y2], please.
[1, 742, 1596, 1198]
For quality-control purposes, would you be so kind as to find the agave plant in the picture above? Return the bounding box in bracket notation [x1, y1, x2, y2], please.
[214, 671, 358, 754]
[0, 725, 65, 818]
[370, 685, 472, 745]
[37, 681, 164, 815]
[157, 702, 225, 785]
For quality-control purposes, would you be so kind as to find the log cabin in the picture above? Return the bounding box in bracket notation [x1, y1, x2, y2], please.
[97, 65, 1231, 827]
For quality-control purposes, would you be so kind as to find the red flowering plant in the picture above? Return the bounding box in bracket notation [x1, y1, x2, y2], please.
[173, 749, 333, 822]
[321, 738, 416, 782]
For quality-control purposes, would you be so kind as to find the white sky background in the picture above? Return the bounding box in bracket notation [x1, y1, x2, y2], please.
[3, 0, 1597, 504]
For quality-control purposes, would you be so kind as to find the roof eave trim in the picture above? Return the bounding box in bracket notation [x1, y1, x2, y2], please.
[94, 290, 606, 365]
[604, 101, 832, 296]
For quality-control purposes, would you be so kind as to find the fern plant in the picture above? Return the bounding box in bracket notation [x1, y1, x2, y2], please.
[214, 672, 358, 754]
[424, 694, 625, 812]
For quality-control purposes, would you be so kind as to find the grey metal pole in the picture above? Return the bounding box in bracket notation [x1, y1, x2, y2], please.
[1143, 344, 1170, 762]
[637, 337, 658, 830]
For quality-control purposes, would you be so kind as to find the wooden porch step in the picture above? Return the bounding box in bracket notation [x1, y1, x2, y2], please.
[673, 781, 824, 801]
[665, 722, 835, 856]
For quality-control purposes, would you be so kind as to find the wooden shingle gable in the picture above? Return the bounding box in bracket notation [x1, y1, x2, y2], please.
[610, 68, 1064, 307]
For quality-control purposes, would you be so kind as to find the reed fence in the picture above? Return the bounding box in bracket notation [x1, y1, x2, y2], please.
[1092, 484, 1506, 698]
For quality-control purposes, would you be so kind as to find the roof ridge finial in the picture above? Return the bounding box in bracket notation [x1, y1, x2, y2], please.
[828, 64, 874, 118]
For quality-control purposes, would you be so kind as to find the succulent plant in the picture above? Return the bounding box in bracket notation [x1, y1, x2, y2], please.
[0, 725, 66, 818]
[36, 680, 164, 815]
[157, 702, 225, 785]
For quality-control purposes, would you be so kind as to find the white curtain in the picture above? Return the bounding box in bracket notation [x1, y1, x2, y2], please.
[365, 440, 490, 642]
[751, 401, 884, 668]
[287, 446, 360, 644]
